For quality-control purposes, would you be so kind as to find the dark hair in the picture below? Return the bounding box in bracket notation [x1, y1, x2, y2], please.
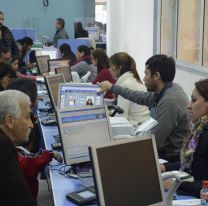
[56, 18, 65, 28]
[77, 45, 91, 56]
[0, 47, 10, 58]
[92, 49, 109, 73]
[110, 52, 142, 83]
[0, 62, 16, 90]
[0, 11, 3, 15]
[195, 79, 208, 101]
[74, 22, 88, 38]
[8, 78, 37, 104]
[77, 22, 83, 32]
[145, 54, 175, 83]
[77, 45, 92, 64]
[21, 37, 33, 46]
[59, 43, 76, 64]
[11, 56, 18, 63]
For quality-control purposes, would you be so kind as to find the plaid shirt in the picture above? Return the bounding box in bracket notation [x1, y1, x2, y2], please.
[1, 25, 19, 57]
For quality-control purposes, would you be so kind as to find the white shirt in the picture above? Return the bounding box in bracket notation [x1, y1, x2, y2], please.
[116, 72, 150, 126]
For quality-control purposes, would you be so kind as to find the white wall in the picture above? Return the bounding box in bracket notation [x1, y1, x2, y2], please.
[175, 68, 207, 99]
[107, 0, 154, 79]
[106, 0, 203, 100]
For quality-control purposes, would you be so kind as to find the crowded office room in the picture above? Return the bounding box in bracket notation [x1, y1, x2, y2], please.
[0, 0, 208, 205]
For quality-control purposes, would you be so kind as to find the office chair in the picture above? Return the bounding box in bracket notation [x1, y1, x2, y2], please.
[81, 71, 91, 83]
[71, 72, 81, 83]
[108, 105, 124, 117]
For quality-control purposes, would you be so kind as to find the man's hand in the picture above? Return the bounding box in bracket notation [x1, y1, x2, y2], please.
[163, 179, 174, 191]
[97, 81, 113, 93]
[53, 151, 63, 163]
[160, 164, 166, 173]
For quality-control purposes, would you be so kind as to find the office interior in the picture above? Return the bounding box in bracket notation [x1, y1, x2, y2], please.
[1, 0, 208, 205]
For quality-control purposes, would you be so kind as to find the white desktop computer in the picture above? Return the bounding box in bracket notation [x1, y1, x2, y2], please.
[56, 83, 112, 165]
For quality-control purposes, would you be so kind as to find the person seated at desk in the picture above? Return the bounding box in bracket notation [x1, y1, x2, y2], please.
[98, 54, 190, 162]
[0, 90, 35, 206]
[0, 62, 17, 91]
[10, 57, 36, 81]
[92, 48, 116, 99]
[109, 52, 150, 126]
[53, 18, 69, 48]
[71, 45, 97, 82]
[74, 21, 89, 38]
[16, 36, 33, 72]
[8, 77, 63, 202]
[59, 43, 77, 66]
[161, 78, 208, 198]
[0, 47, 12, 63]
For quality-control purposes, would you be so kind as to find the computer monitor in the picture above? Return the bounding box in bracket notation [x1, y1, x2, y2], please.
[35, 49, 58, 60]
[58, 83, 103, 110]
[36, 55, 50, 74]
[85, 27, 99, 41]
[44, 74, 65, 109]
[48, 59, 69, 73]
[56, 106, 112, 165]
[55, 66, 72, 83]
[89, 136, 166, 206]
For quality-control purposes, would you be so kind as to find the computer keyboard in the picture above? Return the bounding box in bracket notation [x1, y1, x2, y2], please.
[172, 199, 201, 206]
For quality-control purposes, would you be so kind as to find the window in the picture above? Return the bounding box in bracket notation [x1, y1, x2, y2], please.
[158, 0, 208, 69]
[95, 0, 107, 24]
[177, 0, 201, 64]
[160, 0, 177, 57]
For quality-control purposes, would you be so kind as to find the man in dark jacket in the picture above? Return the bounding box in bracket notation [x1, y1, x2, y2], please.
[53, 18, 69, 47]
[0, 90, 34, 206]
[0, 11, 19, 57]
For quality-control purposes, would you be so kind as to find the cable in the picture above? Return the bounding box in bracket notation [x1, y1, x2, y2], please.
[43, 0, 49, 7]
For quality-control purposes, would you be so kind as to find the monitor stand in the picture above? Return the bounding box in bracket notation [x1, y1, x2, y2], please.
[66, 161, 92, 175]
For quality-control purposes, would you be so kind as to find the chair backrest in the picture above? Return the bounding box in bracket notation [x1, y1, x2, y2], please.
[57, 39, 92, 55]
[71, 71, 81, 83]
[81, 71, 91, 83]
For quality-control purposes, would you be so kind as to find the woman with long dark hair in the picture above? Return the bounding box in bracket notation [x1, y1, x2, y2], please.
[92, 48, 115, 99]
[71, 45, 97, 82]
[59, 43, 77, 66]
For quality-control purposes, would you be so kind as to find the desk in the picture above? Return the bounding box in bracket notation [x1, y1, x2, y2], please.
[38, 99, 194, 206]
[39, 115, 96, 206]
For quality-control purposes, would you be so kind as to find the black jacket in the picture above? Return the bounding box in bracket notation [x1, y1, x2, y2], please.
[165, 124, 208, 197]
[0, 25, 19, 57]
[0, 130, 34, 206]
[75, 29, 89, 38]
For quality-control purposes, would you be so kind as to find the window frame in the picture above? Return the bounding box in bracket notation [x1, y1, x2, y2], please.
[154, 0, 208, 75]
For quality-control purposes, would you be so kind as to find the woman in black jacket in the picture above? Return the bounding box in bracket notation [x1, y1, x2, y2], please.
[161, 78, 208, 197]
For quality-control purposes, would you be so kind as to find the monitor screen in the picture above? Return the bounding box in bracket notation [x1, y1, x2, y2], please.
[55, 66, 72, 83]
[36, 55, 50, 74]
[90, 137, 166, 206]
[45, 74, 65, 109]
[48, 59, 69, 73]
[58, 83, 103, 110]
[57, 107, 112, 165]
[85, 27, 100, 41]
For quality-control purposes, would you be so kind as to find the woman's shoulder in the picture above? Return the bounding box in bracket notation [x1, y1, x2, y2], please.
[117, 72, 146, 91]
